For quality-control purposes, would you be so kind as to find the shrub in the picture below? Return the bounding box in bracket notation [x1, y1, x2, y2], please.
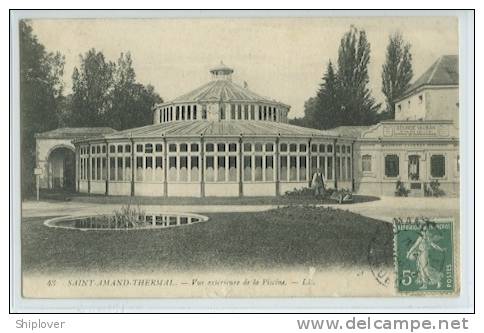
[329, 189, 353, 204]
[428, 179, 445, 197]
[283, 187, 314, 197]
[395, 180, 409, 197]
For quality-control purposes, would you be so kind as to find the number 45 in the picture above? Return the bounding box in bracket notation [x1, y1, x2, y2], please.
[401, 270, 413, 286]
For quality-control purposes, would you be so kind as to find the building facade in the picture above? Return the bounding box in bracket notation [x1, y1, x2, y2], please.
[353, 55, 459, 196]
[36, 56, 459, 197]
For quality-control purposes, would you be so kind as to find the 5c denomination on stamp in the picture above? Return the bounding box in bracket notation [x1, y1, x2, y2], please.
[394, 217, 455, 294]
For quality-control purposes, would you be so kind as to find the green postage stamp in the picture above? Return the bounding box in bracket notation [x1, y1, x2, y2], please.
[394, 217, 455, 294]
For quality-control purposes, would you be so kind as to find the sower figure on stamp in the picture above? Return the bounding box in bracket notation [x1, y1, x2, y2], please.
[311, 168, 325, 197]
[406, 224, 445, 290]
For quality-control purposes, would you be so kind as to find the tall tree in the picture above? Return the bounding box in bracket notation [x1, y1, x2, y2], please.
[336, 26, 380, 125]
[108, 53, 162, 129]
[20, 20, 65, 195]
[297, 27, 381, 130]
[314, 60, 341, 129]
[293, 61, 340, 130]
[69, 49, 115, 127]
[381, 32, 413, 119]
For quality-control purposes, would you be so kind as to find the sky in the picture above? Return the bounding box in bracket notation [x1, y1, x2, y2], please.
[30, 16, 458, 118]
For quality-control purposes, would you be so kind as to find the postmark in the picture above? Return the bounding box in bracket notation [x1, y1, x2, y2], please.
[368, 222, 394, 288]
[393, 217, 455, 294]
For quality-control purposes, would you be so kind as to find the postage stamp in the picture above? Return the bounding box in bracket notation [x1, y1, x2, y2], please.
[394, 217, 455, 294]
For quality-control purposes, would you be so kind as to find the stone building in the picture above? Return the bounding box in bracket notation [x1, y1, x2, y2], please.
[350, 55, 460, 196]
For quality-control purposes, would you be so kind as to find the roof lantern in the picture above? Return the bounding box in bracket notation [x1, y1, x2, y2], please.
[210, 61, 234, 81]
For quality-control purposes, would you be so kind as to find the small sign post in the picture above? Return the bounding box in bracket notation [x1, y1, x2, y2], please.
[34, 168, 43, 201]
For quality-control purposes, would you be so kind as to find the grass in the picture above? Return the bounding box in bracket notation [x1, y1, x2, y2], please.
[22, 206, 393, 275]
[35, 189, 379, 206]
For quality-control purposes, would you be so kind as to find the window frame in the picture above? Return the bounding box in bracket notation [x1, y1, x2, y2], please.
[133, 141, 164, 183]
[166, 142, 201, 183]
[204, 141, 239, 183]
[384, 154, 400, 178]
[430, 154, 446, 179]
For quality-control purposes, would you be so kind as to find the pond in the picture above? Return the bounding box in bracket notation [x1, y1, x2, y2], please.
[44, 212, 209, 231]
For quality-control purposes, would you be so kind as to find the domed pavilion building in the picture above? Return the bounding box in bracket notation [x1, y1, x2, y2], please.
[72, 62, 353, 197]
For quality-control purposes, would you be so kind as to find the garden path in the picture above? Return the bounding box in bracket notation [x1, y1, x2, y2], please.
[21, 196, 460, 222]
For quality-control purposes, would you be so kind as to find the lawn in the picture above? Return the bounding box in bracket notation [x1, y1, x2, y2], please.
[22, 206, 393, 275]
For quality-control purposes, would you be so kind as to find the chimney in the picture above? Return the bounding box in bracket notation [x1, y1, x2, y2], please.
[243, 81, 248, 89]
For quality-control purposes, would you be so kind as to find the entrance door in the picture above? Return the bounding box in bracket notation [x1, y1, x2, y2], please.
[63, 151, 76, 190]
[48, 147, 76, 191]
[408, 155, 420, 181]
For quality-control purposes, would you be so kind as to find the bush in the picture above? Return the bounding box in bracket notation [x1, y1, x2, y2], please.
[329, 189, 353, 204]
[283, 187, 354, 204]
[283, 187, 314, 197]
[425, 180, 445, 197]
[395, 180, 409, 197]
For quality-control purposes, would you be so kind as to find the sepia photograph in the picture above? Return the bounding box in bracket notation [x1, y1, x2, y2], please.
[13, 13, 468, 301]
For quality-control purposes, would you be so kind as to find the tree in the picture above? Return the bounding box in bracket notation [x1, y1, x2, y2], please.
[381, 32, 413, 119]
[314, 60, 341, 129]
[68, 51, 162, 130]
[336, 26, 380, 125]
[295, 97, 317, 128]
[20, 20, 65, 195]
[108, 53, 162, 129]
[296, 26, 380, 130]
[293, 62, 340, 130]
[130, 83, 163, 128]
[69, 49, 115, 127]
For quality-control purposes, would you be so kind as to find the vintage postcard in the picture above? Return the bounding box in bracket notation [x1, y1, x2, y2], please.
[16, 14, 464, 299]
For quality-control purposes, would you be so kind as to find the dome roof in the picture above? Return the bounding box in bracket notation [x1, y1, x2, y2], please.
[157, 63, 290, 108]
[168, 79, 288, 107]
[92, 120, 338, 140]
